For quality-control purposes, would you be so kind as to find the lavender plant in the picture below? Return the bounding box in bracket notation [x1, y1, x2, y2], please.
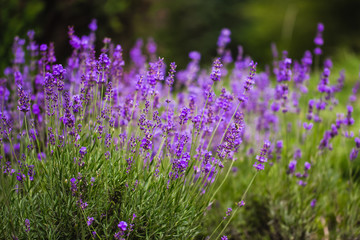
[202, 24, 360, 239]
[1, 19, 360, 240]
[0, 20, 260, 239]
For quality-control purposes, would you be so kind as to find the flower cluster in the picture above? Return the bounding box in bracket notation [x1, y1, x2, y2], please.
[0, 19, 359, 240]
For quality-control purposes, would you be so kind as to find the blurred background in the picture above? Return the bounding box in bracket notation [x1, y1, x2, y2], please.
[1, 0, 360, 71]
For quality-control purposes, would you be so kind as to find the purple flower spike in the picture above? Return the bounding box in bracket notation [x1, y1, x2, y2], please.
[87, 217, 94, 226]
[223, 208, 232, 219]
[79, 147, 87, 156]
[217, 28, 231, 55]
[355, 138, 360, 149]
[25, 219, 30, 232]
[253, 162, 264, 171]
[253, 140, 271, 170]
[350, 148, 358, 161]
[210, 58, 223, 82]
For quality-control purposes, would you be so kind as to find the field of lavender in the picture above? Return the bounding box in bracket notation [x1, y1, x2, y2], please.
[0, 20, 360, 239]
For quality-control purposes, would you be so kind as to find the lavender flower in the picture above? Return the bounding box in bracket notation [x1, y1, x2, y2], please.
[311, 199, 317, 208]
[210, 58, 223, 82]
[223, 208, 232, 219]
[25, 219, 30, 232]
[237, 200, 245, 207]
[79, 147, 87, 156]
[253, 140, 271, 171]
[217, 28, 231, 55]
[303, 122, 313, 131]
[179, 107, 191, 125]
[166, 62, 177, 87]
[17, 86, 30, 113]
[243, 61, 257, 93]
[87, 217, 94, 226]
[314, 23, 324, 55]
[89, 19, 97, 31]
[288, 160, 297, 174]
[118, 221, 128, 231]
[350, 148, 358, 161]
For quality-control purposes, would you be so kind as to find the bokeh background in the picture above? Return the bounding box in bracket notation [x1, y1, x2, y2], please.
[1, 0, 360, 71]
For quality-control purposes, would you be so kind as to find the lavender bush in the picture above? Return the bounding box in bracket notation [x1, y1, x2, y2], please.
[0, 20, 360, 239]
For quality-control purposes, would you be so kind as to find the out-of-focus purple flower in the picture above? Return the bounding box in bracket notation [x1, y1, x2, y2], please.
[288, 160, 297, 174]
[27, 165, 35, 181]
[314, 47, 322, 55]
[32, 104, 41, 115]
[314, 23, 324, 55]
[130, 39, 146, 67]
[87, 217, 94, 226]
[350, 148, 358, 161]
[189, 51, 201, 61]
[40, 44, 47, 52]
[89, 19, 97, 31]
[343, 105, 355, 126]
[118, 221, 128, 231]
[146, 37, 157, 56]
[303, 122, 313, 131]
[298, 180, 307, 186]
[314, 36, 324, 46]
[37, 152, 46, 161]
[355, 138, 360, 149]
[217, 28, 231, 55]
[25, 219, 30, 232]
[276, 57, 292, 83]
[14, 71, 23, 87]
[304, 162, 311, 170]
[27, 30, 35, 40]
[317, 23, 324, 32]
[48, 42, 56, 63]
[294, 149, 302, 160]
[221, 236, 228, 240]
[16, 172, 26, 183]
[237, 200, 245, 207]
[79, 147, 87, 157]
[311, 199, 317, 208]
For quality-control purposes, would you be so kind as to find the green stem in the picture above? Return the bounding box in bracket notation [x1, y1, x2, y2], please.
[209, 160, 235, 203]
[219, 103, 240, 145]
[211, 171, 258, 240]
[206, 116, 222, 151]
